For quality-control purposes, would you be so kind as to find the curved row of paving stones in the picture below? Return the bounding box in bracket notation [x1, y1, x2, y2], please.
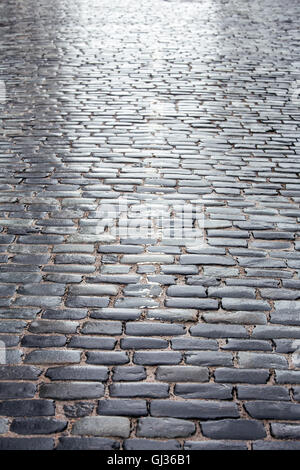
[0, 0, 300, 450]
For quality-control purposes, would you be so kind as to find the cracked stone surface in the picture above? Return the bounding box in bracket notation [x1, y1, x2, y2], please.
[0, 0, 300, 451]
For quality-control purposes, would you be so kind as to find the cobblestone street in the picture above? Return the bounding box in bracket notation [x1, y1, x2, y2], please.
[0, 0, 300, 450]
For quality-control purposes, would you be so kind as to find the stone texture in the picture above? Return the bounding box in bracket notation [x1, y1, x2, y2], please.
[0, 0, 299, 450]
[72, 417, 130, 438]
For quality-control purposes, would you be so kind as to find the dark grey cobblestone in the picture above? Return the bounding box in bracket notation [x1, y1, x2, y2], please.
[175, 384, 232, 400]
[124, 439, 180, 450]
[150, 400, 239, 419]
[56, 437, 120, 450]
[10, 417, 67, 435]
[72, 416, 130, 438]
[184, 441, 247, 450]
[40, 382, 105, 400]
[109, 383, 169, 398]
[0, 0, 299, 450]
[98, 399, 147, 416]
[137, 418, 195, 438]
[63, 402, 95, 418]
[201, 419, 266, 440]
[0, 400, 55, 417]
[0, 438, 54, 450]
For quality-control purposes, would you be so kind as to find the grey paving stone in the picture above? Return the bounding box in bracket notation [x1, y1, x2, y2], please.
[45, 366, 108, 381]
[110, 383, 169, 398]
[165, 298, 218, 309]
[186, 351, 233, 367]
[161, 265, 198, 275]
[253, 325, 300, 339]
[238, 352, 288, 369]
[0, 400, 55, 416]
[126, 322, 185, 336]
[222, 298, 271, 311]
[112, 366, 146, 382]
[11, 418, 67, 435]
[25, 349, 81, 364]
[180, 255, 235, 266]
[275, 371, 300, 384]
[237, 385, 290, 401]
[81, 320, 122, 335]
[0, 366, 42, 380]
[18, 284, 66, 296]
[86, 351, 129, 365]
[190, 324, 248, 338]
[156, 366, 209, 382]
[28, 320, 79, 334]
[134, 351, 182, 365]
[0, 418, 9, 434]
[271, 423, 300, 439]
[65, 296, 110, 308]
[14, 296, 62, 308]
[69, 284, 118, 296]
[2, 0, 300, 449]
[124, 439, 181, 450]
[69, 336, 116, 349]
[252, 441, 300, 450]
[245, 401, 300, 420]
[171, 337, 218, 350]
[215, 368, 270, 384]
[137, 417, 195, 438]
[221, 339, 272, 351]
[0, 438, 54, 450]
[201, 419, 266, 440]
[91, 275, 139, 284]
[72, 417, 130, 438]
[98, 399, 147, 416]
[166, 285, 206, 297]
[150, 400, 239, 419]
[175, 383, 232, 399]
[203, 311, 267, 325]
[91, 308, 141, 320]
[40, 382, 105, 400]
[121, 337, 168, 349]
[0, 382, 36, 399]
[56, 437, 120, 450]
[21, 335, 67, 348]
[115, 297, 159, 308]
[208, 286, 255, 298]
[184, 441, 247, 450]
[121, 254, 174, 264]
[63, 402, 95, 418]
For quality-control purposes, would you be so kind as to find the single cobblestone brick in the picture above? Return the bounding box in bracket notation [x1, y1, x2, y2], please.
[156, 366, 209, 382]
[109, 383, 169, 398]
[150, 400, 239, 419]
[175, 383, 232, 400]
[72, 417, 130, 438]
[124, 439, 180, 450]
[137, 417, 195, 438]
[98, 399, 147, 416]
[25, 350, 81, 364]
[201, 419, 266, 440]
[245, 401, 300, 420]
[56, 437, 120, 450]
[11, 417, 67, 435]
[64, 402, 95, 418]
[0, 400, 55, 416]
[0, 438, 54, 450]
[40, 382, 105, 400]
[184, 441, 247, 450]
[45, 366, 108, 381]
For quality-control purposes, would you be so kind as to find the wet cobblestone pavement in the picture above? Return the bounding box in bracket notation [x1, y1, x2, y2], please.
[0, 0, 300, 450]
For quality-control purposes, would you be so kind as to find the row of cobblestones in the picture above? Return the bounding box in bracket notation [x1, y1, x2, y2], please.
[0, 0, 300, 450]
